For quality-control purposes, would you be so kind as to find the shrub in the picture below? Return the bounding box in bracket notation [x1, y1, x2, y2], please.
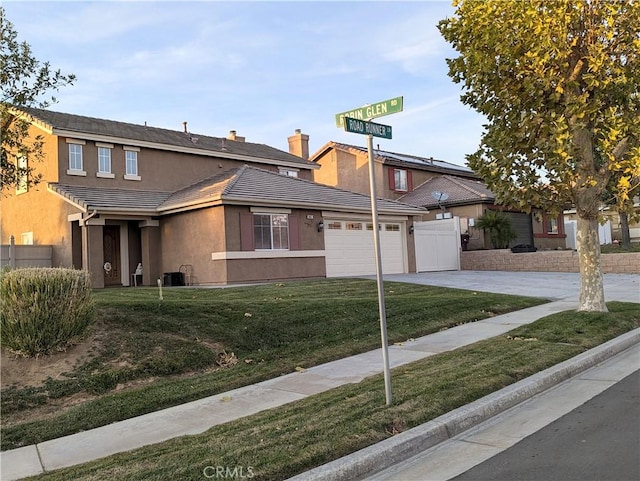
[476, 210, 518, 249]
[0, 268, 95, 357]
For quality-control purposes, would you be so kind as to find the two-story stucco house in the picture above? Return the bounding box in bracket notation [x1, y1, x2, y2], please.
[2, 109, 425, 287]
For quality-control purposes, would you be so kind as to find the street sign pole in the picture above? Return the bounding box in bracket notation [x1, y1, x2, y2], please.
[366, 133, 393, 406]
[336, 97, 403, 407]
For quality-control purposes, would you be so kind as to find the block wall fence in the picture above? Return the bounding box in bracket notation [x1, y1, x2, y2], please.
[460, 250, 639, 274]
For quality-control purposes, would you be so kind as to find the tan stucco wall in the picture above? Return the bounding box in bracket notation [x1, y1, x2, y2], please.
[1, 189, 79, 268]
[225, 257, 326, 284]
[160, 207, 226, 285]
[55, 136, 311, 191]
[161, 205, 328, 285]
[314, 149, 372, 195]
[1, 125, 76, 267]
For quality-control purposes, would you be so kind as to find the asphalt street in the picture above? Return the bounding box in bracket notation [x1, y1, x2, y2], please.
[452, 369, 640, 481]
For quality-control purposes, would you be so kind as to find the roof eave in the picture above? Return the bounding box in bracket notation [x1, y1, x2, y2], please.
[47, 185, 88, 213]
[219, 195, 426, 215]
[157, 199, 224, 215]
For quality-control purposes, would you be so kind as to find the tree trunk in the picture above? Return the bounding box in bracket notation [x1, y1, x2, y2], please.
[620, 211, 631, 248]
[576, 216, 607, 312]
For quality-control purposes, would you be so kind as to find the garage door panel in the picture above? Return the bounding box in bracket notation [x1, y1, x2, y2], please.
[324, 220, 405, 277]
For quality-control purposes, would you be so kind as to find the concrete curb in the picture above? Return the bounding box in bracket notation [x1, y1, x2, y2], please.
[287, 328, 640, 481]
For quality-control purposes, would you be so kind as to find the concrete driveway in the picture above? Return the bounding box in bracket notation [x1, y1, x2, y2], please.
[379, 271, 639, 303]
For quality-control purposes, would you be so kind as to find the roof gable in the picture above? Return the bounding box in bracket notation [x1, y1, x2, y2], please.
[399, 175, 495, 208]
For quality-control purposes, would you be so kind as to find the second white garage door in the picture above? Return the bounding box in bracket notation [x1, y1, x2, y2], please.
[324, 219, 406, 277]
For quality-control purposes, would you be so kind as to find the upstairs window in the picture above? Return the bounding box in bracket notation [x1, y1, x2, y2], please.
[126, 151, 137, 175]
[124, 146, 140, 180]
[253, 213, 289, 250]
[395, 169, 408, 191]
[98, 147, 112, 174]
[69, 143, 83, 171]
[389, 168, 412, 192]
[278, 167, 299, 178]
[66, 139, 86, 175]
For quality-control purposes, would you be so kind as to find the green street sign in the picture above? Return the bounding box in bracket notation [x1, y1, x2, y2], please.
[343, 118, 392, 139]
[335, 96, 403, 127]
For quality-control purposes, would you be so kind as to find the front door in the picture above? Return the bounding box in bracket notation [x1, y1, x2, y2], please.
[103, 225, 121, 286]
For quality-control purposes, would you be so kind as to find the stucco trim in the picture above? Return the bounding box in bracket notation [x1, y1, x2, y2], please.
[211, 250, 325, 260]
[321, 212, 409, 222]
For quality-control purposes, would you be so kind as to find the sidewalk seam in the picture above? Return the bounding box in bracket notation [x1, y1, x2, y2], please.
[35, 444, 45, 474]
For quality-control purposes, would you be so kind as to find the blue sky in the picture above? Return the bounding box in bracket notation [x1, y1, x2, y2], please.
[3, 1, 485, 166]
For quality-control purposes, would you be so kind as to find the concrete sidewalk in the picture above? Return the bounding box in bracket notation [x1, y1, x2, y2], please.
[2, 272, 638, 480]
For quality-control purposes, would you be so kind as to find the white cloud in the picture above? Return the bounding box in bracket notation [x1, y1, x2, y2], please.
[377, 6, 454, 76]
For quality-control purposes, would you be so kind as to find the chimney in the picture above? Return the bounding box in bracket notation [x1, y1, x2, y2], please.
[182, 121, 188, 133]
[228, 130, 245, 142]
[288, 129, 309, 160]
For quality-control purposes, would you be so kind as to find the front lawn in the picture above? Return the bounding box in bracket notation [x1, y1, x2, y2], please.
[1, 278, 545, 450]
[23, 301, 640, 481]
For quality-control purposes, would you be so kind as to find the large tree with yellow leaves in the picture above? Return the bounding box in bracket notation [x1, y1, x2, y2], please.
[439, 0, 640, 312]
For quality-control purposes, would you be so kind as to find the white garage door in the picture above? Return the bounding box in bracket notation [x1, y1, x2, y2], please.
[324, 219, 406, 277]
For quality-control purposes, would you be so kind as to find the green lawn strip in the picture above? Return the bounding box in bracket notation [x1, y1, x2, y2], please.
[24, 302, 639, 481]
[600, 243, 640, 253]
[1, 279, 544, 450]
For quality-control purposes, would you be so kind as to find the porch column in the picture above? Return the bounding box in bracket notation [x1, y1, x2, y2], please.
[81, 218, 105, 289]
[140, 220, 161, 286]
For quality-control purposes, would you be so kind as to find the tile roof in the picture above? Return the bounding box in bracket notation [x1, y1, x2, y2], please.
[21, 107, 315, 168]
[49, 166, 426, 216]
[48, 184, 173, 214]
[398, 175, 495, 208]
[313, 142, 477, 177]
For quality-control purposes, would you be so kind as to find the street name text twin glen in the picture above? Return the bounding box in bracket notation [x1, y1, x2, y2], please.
[334, 96, 403, 127]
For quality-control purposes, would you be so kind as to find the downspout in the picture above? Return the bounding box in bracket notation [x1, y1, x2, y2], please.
[80, 210, 98, 226]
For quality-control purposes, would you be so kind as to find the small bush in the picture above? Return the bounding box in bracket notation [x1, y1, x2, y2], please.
[0, 268, 95, 357]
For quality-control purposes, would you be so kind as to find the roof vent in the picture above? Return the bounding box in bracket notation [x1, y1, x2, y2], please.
[182, 121, 188, 133]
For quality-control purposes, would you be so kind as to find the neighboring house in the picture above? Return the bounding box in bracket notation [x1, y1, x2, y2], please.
[310, 142, 479, 201]
[311, 143, 565, 251]
[399, 175, 566, 250]
[564, 197, 640, 245]
[2, 108, 424, 287]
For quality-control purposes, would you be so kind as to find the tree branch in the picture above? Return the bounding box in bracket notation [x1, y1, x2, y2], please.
[612, 136, 629, 162]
